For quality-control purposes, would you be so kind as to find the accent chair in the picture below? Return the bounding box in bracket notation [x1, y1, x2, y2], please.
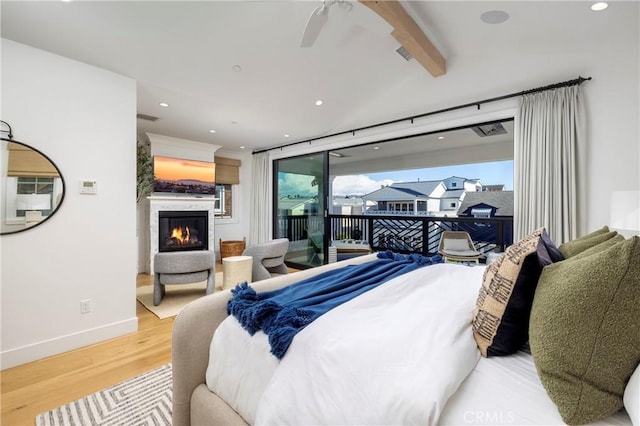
[242, 238, 290, 281]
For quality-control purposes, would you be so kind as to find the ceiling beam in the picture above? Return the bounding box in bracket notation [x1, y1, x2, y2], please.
[359, 0, 446, 77]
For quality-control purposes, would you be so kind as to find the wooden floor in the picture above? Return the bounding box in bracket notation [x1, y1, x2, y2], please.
[0, 269, 208, 426]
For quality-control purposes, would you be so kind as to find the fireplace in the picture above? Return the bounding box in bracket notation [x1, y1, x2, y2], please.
[158, 210, 208, 252]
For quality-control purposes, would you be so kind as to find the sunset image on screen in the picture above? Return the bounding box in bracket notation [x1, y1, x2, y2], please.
[154, 157, 215, 183]
[153, 156, 216, 195]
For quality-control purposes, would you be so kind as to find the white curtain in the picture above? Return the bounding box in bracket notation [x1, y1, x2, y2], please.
[515, 85, 586, 244]
[249, 152, 271, 245]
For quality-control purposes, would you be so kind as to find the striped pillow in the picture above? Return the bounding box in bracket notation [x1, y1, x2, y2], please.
[472, 228, 562, 357]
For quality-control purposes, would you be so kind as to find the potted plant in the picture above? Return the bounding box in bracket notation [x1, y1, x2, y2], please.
[136, 142, 153, 202]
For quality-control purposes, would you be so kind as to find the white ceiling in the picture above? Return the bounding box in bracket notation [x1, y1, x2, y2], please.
[1, 1, 637, 153]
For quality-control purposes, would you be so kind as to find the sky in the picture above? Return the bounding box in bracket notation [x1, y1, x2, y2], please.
[332, 160, 514, 196]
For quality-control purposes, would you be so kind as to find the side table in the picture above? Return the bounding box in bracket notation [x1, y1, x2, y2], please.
[222, 255, 253, 290]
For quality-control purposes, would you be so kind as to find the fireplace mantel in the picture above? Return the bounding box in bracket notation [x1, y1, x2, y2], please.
[148, 195, 217, 201]
[148, 196, 217, 274]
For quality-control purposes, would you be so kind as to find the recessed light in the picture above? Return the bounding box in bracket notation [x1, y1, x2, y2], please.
[284, 134, 290, 138]
[591, 2, 608, 11]
[159, 102, 169, 107]
[209, 129, 216, 133]
[231, 121, 238, 125]
[232, 65, 242, 72]
[315, 100, 323, 106]
[240, 146, 245, 149]
[438, 136, 445, 140]
[373, 146, 380, 150]
[480, 10, 509, 24]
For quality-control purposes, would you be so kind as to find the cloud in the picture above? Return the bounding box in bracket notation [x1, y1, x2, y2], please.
[278, 173, 318, 196]
[332, 175, 396, 196]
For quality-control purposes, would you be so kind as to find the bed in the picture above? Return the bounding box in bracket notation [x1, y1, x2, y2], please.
[172, 228, 639, 426]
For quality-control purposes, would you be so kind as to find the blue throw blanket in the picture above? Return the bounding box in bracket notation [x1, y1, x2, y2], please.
[228, 251, 442, 359]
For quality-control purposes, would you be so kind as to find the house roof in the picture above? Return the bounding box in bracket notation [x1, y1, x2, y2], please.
[277, 197, 316, 210]
[362, 185, 428, 202]
[440, 189, 467, 199]
[446, 176, 480, 184]
[390, 181, 442, 195]
[362, 180, 444, 201]
[333, 197, 363, 207]
[483, 185, 506, 192]
[458, 191, 514, 216]
[391, 187, 427, 197]
[1, 2, 636, 152]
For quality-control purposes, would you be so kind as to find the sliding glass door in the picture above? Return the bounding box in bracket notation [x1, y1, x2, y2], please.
[273, 153, 328, 269]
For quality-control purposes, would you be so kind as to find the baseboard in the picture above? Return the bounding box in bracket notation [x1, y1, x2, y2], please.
[0, 316, 138, 370]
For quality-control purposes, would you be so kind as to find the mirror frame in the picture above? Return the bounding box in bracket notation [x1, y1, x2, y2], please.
[1, 137, 66, 235]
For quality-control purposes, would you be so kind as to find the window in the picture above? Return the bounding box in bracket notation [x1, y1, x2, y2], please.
[390, 202, 411, 212]
[215, 184, 233, 218]
[472, 208, 492, 218]
[213, 156, 241, 220]
[450, 202, 456, 208]
[4, 175, 61, 227]
[451, 182, 457, 187]
[16, 177, 54, 217]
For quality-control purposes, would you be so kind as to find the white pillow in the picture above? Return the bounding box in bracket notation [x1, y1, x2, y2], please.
[443, 239, 471, 251]
[625, 363, 640, 425]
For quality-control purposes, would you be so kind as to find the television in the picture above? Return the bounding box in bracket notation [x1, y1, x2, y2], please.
[153, 155, 216, 195]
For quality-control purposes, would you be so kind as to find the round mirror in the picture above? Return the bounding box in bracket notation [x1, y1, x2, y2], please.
[1, 138, 65, 235]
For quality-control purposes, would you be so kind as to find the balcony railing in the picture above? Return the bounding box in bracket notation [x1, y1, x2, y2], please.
[278, 214, 513, 257]
[363, 210, 432, 216]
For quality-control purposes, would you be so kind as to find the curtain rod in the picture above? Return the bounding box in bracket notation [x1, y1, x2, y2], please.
[252, 75, 591, 155]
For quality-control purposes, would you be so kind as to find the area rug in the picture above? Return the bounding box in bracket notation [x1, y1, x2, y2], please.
[137, 272, 223, 319]
[35, 364, 172, 426]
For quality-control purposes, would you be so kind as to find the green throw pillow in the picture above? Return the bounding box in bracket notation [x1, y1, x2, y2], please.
[530, 236, 640, 425]
[559, 229, 617, 258]
[557, 225, 609, 252]
[574, 225, 610, 239]
[570, 234, 625, 260]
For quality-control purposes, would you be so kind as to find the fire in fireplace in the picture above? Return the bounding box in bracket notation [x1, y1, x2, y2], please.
[158, 210, 208, 252]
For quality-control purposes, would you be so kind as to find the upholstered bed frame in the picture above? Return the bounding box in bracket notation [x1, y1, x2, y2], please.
[172, 254, 377, 426]
[172, 227, 640, 426]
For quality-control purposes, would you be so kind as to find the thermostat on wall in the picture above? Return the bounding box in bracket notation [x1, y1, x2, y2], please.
[79, 180, 97, 194]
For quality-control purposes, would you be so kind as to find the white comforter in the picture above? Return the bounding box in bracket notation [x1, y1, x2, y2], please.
[207, 263, 485, 425]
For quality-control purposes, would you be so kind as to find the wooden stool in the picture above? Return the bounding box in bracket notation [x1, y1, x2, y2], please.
[222, 255, 253, 290]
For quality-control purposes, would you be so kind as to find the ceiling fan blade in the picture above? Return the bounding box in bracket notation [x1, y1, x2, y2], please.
[300, 5, 329, 47]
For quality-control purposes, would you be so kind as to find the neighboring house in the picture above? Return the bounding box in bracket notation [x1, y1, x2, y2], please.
[332, 196, 364, 215]
[457, 191, 514, 218]
[361, 177, 483, 216]
[482, 184, 506, 192]
[442, 176, 482, 192]
[278, 196, 317, 216]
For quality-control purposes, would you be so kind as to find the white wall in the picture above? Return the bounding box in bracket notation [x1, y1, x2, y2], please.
[580, 58, 640, 232]
[147, 133, 220, 162]
[0, 39, 138, 369]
